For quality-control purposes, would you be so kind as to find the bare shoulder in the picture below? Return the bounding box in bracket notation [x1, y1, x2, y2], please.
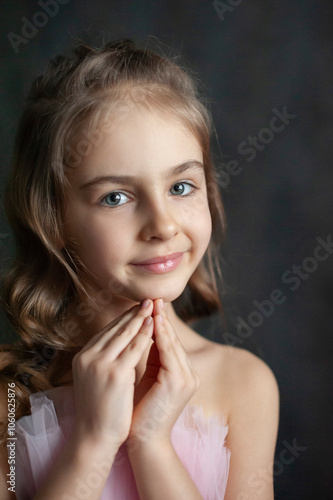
[222, 345, 279, 392]
[217, 344, 279, 417]
[190, 333, 278, 384]
[190, 336, 279, 421]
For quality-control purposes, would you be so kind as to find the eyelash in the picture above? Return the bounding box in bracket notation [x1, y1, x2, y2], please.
[99, 181, 198, 208]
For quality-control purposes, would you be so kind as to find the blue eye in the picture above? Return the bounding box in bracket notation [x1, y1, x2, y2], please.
[170, 182, 194, 196]
[101, 192, 130, 207]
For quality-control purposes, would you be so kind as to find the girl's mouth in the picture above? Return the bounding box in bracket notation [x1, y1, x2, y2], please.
[130, 252, 184, 273]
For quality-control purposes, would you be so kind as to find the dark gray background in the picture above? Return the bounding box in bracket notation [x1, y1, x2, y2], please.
[1, 1, 332, 498]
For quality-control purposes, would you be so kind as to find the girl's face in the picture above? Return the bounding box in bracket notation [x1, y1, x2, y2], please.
[63, 105, 212, 310]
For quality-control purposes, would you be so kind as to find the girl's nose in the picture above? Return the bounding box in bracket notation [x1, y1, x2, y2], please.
[139, 202, 179, 242]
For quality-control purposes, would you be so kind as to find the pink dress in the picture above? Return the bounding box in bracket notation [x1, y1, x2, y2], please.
[13, 386, 230, 499]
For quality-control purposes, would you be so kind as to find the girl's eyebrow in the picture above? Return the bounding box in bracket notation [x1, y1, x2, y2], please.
[79, 160, 204, 190]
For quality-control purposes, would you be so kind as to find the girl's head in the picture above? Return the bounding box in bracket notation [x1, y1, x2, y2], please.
[64, 102, 212, 312]
[3, 40, 225, 350]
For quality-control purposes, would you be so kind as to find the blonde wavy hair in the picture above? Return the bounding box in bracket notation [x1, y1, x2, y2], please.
[0, 39, 226, 441]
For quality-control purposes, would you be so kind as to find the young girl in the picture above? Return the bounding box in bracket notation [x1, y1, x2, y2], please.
[0, 40, 279, 499]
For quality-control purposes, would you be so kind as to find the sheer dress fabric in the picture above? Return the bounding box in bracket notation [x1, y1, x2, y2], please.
[13, 386, 230, 499]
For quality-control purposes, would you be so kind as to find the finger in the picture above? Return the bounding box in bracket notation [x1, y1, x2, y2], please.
[154, 300, 191, 367]
[101, 300, 153, 354]
[153, 314, 182, 371]
[154, 313, 200, 397]
[79, 300, 152, 354]
[152, 298, 161, 317]
[117, 316, 154, 366]
[78, 302, 139, 354]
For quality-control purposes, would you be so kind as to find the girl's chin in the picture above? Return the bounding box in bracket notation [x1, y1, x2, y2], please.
[126, 286, 187, 305]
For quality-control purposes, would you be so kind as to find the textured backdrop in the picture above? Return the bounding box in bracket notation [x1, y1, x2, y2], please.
[1, 1, 332, 498]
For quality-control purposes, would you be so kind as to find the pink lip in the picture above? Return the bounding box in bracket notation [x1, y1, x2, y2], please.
[131, 252, 184, 273]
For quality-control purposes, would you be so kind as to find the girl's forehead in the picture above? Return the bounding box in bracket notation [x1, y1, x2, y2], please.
[87, 99, 198, 139]
[67, 105, 203, 177]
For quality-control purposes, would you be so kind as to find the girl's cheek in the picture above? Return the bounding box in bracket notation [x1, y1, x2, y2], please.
[185, 197, 211, 224]
[195, 203, 212, 236]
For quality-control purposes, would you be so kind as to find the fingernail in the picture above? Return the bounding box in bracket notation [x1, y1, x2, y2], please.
[141, 299, 150, 309]
[144, 316, 152, 326]
[160, 299, 164, 309]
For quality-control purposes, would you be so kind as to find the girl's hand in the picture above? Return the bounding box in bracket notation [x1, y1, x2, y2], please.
[128, 299, 200, 447]
[71, 299, 154, 451]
